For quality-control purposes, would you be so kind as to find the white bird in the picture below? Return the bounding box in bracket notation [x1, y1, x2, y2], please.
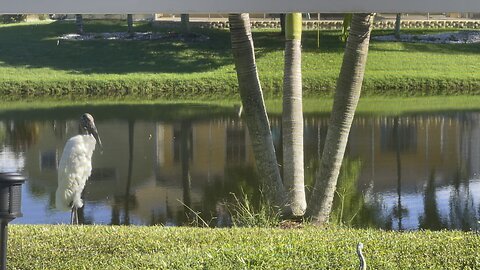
[56, 113, 102, 224]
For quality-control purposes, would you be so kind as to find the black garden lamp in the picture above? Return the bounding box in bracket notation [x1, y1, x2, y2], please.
[0, 172, 26, 270]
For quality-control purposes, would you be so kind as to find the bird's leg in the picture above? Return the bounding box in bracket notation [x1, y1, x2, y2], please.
[71, 206, 79, 225]
[70, 207, 75, 225]
[74, 207, 79, 225]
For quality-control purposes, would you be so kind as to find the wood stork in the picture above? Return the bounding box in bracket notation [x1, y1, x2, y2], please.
[56, 113, 102, 224]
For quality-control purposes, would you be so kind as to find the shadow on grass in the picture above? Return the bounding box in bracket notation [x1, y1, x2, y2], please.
[0, 21, 478, 76]
[0, 20, 234, 74]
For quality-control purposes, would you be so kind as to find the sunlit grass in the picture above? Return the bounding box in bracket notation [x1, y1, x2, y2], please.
[274, 96, 480, 115]
[2, 96, 480, 116]
[8, 225, 480, 269]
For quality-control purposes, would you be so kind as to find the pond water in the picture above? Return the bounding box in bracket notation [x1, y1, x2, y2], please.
[1, 104, 479, 231]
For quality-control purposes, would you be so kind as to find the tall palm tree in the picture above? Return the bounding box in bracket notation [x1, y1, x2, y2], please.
[75, 14, 83, 35]
[228, 13, 286, 211]
[307, 13, 375, 225]
[282, 13, 306, 217]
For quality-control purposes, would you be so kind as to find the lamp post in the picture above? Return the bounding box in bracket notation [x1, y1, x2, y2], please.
[0, 173, 26, 270]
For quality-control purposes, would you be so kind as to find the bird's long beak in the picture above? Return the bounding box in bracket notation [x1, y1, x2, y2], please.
[89, 123, 103, 151]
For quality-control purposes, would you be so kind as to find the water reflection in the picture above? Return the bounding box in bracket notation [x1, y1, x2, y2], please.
[1, 106, 480, 230]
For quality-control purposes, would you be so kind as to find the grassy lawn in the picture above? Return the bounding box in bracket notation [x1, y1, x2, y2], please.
[0, 20, 479, 99]
[3, 22, 480, 269]
[8, 225, 480, 269]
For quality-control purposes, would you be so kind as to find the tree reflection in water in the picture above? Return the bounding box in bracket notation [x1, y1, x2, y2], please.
[5, 120, 40, 152]
[449, 172, 478, 231]
[330, 158, 383, 228]
[419, 170, 446, 230]
[1, 106, 480, 230]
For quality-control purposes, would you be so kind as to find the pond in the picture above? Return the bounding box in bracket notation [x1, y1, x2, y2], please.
[1, 104, 479, 231]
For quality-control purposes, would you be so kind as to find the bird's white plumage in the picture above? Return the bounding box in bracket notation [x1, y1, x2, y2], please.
[56, 134, 97, 211]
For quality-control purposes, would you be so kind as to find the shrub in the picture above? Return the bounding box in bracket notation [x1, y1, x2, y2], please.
[0, 14, 27, 24]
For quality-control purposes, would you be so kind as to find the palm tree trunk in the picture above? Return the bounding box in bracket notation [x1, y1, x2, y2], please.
[283, 13, 306, 217]
[181, 14, 190, 33]
[127, 14, 134, 34]
[394, 13, 402, 39]
[307, 13, 375, 225]
[75, 14, 83, 35]
[279, 14, 286, 36]
[229, 13, 286, 210]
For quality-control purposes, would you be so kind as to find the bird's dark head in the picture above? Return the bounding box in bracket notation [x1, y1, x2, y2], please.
[80, 113, 103, 149]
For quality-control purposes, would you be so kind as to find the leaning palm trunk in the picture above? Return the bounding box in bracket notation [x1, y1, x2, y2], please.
[307, 13, 375, 225]
[75, 14, 83, 35]
[229, 13, 286, 210]
[283, 13, 306, 217]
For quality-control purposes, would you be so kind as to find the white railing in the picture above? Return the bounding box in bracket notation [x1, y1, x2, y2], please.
[1, 0, 480, 14]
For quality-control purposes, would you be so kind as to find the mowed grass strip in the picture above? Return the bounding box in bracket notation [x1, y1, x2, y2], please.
[0, 21, 479, 99]
[3, 96, 480, 117]
[8, 225, 480, 270]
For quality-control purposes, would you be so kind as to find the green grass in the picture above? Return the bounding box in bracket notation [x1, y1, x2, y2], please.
[283, 95, 480, 115]
[3, 96, 480, 119]
[0, 20, 479, 99]
[8, 225, 480, 269]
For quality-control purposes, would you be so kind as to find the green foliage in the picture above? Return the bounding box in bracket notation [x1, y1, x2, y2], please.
[340, 14, 353, 42]
[38, 14, 48, 21]
[0, 123, 5, 142]
[226, 191, 280, 228]
[331, 158, 363, 225]
[330, 158, 381, 228]
[7, 225, 480, 269]
[0, 77, 241, 101]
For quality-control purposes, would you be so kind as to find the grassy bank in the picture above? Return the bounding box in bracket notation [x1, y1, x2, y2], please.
[3, 96, 480, 117]
[0, 20, 479, 100]
[8, 225, 479, 269]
